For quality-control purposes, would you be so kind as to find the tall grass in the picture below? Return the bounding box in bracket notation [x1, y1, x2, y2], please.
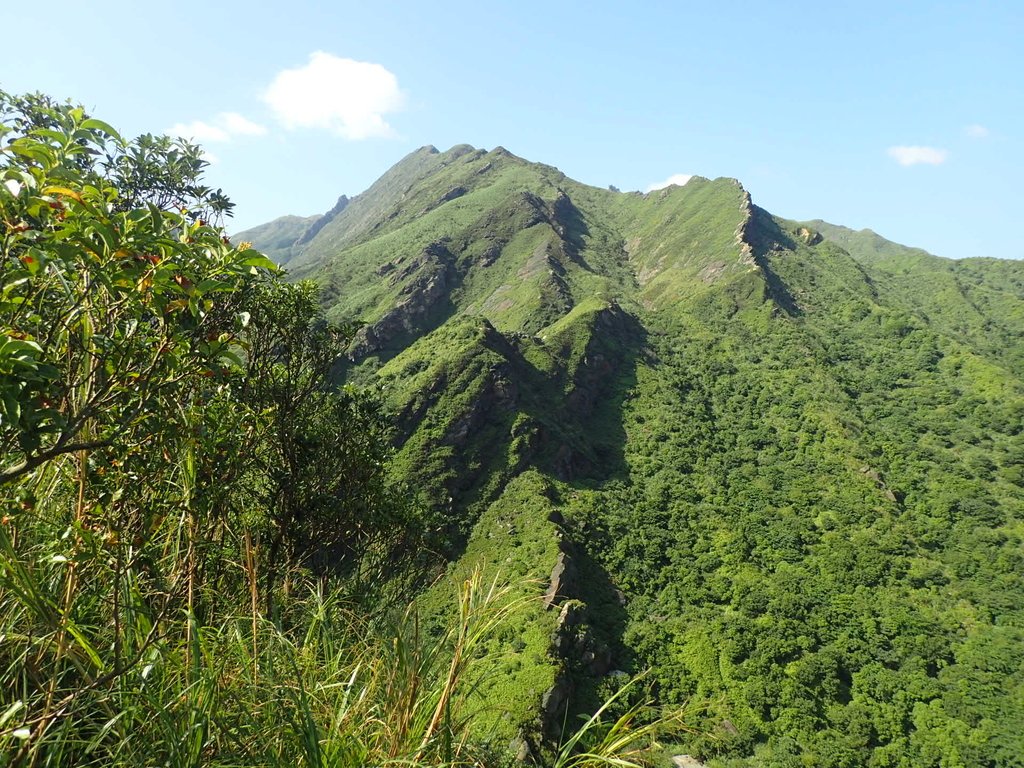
[1, 503, 680, 768]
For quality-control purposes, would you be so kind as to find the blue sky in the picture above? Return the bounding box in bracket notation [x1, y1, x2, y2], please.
[4, 0, 1021, 258]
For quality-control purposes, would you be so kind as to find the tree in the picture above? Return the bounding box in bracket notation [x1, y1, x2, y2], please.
[0, 92, 399, 761]
[236, 278, 410, 614]
[0, 90, 271, 483]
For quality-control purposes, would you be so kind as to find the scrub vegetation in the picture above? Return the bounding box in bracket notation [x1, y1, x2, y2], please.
[4, 87, 1021, 767]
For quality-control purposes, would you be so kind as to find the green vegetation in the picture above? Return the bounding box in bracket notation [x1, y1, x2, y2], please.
[0, 96, 680, 767]
[231, 213, 320, 264]
[10, 86, 1019, 765]
[239, 143, 1024, 767]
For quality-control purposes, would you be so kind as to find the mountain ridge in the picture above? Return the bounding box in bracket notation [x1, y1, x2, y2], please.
[236, 145, 1024, 766]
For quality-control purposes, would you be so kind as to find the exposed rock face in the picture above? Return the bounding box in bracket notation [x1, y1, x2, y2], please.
[539, 521, 617, 741]
[349, 242, 455, 358]
[510, 733, 535, 764]
[444, 370, 518, 446]
[860, 465, 903, 504]
[478, 242, 503, 266]
[519, 191, 550, 229]
[737, 201, 804, 316]
[295, 194, 349, 246]
[797, 226, 823, 245]
[734, 189, 757, 267]
[579, 639, 612, 676]
[421, 185, 468, 214]
[440, 185, 468, 204]
[550, 191, 579, 238]
[543, 551, 576, 609]
[550, 599, 611, 676]
[540, 671, 571, 729]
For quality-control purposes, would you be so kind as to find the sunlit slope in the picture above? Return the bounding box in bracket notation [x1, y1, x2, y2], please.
[807, 219, 1024, 375]
[239, 147, 1024, 766]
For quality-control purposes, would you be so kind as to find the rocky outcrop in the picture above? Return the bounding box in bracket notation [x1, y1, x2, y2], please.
[509, 733, 536, 764]
[439, 185, 468, 204]
[295, 194, 349, 246]
[797, 226, 823, 246]
[540, 670, 572, 731]
[735, 195, 803, 316]
[421, 185, 468, 215]
[551, 600, 611, 676]
[538, 525, 616, 739]
[349, 242, 455, 358]
[552, 304, 644, 481]
[444, 369, 518, 446]
[672, 756, 708, 768]
[860, 465, 903, 505]
[478, 242, 503, 267]
[543, 551, 576, 609]
[734, 188, 757, 268]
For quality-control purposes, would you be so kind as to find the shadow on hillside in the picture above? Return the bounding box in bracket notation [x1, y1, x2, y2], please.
[536, 303, 646, 486]
[747, 206, 803, 317]
[552, 191, 594, 272]
[328, 291, 463, 384]
[560, 543, 634, 722]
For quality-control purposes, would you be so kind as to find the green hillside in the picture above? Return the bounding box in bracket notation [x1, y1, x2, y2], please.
[233, 212, 320, 264]
[807, 220, 1024, 374]
[236, 146, 1024, 767]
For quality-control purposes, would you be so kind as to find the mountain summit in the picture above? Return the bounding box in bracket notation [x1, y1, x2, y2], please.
[237, 145, 1024, 765]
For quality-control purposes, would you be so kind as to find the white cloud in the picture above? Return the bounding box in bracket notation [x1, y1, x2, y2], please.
[167, 112, 267, 144]
[887, 146, 948, 166]
[168, 120, 230, 143]
[965, 124, 989, 139]
[262, 52, 405, 139]
[219, 112, 267, 137]
[645, 173, 694, 192]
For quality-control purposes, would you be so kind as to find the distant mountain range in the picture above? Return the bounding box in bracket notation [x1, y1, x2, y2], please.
[237, 145, 1024, 766]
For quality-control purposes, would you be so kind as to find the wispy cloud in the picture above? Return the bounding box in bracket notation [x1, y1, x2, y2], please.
[218, 113, 267, 137]
[167, 120, 229, 144]
[645, 173, 693, 192]
[887, 146, 948, 166]
[263, 52, 405, 139]
[965, 124, 989, 139]
[167, 112, 267, 144]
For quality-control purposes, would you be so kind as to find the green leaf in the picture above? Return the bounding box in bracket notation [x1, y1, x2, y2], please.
[218, 348, 245, 369]
[79, 118, 123, 142]
[0, 700, 24, 728]
[195, 279, 231, 294]
[239, 252, 278, 270]
[87, 220, 119, 254]
[31, 128, 68, 145]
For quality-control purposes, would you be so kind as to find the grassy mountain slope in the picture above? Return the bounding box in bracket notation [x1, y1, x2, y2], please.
[241, 148, 1024, 767]
[808, 219, 1024, 375]
[233, 213, 320, 264]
